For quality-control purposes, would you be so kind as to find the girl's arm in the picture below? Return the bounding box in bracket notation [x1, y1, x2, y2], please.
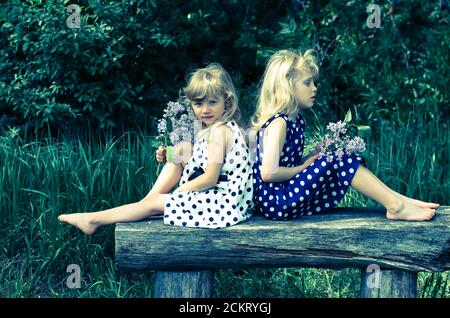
[260, 118, 315, 183]
[174, 124, 232, 192]
[301, 151, 313, 162]
[301, 141, 323, 164]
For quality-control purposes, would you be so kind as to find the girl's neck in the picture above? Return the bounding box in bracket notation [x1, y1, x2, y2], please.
[202, 119, 226, 128]
[287, 110, 300, 123]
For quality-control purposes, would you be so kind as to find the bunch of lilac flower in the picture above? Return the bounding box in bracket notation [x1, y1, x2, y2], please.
[152, 101, 195, 163]
[319, 113, 367, 163]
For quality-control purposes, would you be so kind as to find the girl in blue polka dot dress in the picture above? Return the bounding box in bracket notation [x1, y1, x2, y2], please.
[250, 49, 439, 221]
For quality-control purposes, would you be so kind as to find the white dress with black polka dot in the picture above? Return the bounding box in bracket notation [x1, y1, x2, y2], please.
[163, 120, 254, 228]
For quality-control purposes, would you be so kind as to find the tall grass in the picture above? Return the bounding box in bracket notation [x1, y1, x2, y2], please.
[0, 110, 448, 297]
[0, 127, 157, 297]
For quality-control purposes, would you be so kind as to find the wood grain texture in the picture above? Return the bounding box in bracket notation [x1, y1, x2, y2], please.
[154, 271, 214, 298]
[115, 206, 450, 272]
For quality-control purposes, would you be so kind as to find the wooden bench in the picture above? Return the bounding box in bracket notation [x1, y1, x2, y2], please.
[115, 206, 450, 298]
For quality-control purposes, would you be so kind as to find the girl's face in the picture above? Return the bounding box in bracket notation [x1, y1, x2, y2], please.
[191, 95, 226, 127]
[294, 70, 317, 110]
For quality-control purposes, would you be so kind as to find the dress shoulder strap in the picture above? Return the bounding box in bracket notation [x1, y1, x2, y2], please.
[226, 120, 245, 140]
[261, 112, 290, 129]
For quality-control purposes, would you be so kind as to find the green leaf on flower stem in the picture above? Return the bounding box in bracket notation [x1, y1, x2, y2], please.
[166, 146, 174, 163]
[150, 137, 161, 148]
[356, 125, 372, 139]
[344, 109, 352, 123]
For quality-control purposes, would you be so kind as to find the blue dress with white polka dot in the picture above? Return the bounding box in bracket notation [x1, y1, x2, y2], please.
[252, 112, 368, 220]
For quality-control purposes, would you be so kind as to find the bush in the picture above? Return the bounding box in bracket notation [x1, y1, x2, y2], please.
[0, 0, 448, 139]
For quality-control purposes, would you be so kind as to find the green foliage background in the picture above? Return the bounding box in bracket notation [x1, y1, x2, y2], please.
[0, 0, 448, 137]
[0, 0, 449, 298]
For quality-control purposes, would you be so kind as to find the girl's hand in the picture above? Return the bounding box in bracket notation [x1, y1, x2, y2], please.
[313, 140, 324, 155]
[303, 152, 322, 167]
[156, 146, 167, 163]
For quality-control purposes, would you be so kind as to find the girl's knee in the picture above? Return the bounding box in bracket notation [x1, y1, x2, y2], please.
[139, 194, 155, 207]
[173, 141, 193, 166]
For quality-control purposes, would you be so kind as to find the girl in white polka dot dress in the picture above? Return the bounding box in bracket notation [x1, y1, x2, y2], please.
[250, 49, 439, 222]
[58, 63, 254, 234]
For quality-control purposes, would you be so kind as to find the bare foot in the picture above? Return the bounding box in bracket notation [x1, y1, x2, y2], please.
[386, 198, 435, 221]
[397, 194, 440, 209]
[58, 213, 99, 235]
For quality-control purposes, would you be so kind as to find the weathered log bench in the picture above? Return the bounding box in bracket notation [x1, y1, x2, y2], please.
[115, 206, 450, 298]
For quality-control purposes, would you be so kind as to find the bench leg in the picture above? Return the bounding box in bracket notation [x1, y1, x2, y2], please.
[153, 271, 214, 298]
[360, 268, 418, 298]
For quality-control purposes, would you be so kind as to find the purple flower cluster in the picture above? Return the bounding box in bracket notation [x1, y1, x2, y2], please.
[326, 121, 347, 136]
[320, 120, 366, 162]
[157, 101, 195, 146]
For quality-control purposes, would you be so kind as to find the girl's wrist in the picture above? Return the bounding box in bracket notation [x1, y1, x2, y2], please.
[296, 163, 307, 174]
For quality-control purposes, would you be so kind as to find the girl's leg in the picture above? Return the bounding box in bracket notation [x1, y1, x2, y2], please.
[350, 165, 435, 221]
[58, 193, 168, 235]
[143, 141, 193, 199]
[365, 172, 440, 209]
[144, 162, 183, 198]
[58, 142, 193, 235]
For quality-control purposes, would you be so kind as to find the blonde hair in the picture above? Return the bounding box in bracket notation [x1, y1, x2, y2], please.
[250, 49, 319, 131]
[181, 63, 241, 142]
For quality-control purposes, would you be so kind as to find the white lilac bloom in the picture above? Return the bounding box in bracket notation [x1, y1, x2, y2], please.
[167, 101, 184, 115]
[326, 122, 336, 132]
[345, 136, 366, 155]
[157, 118, 167, 134]
[326, 120, 346, 134]
[319, 120, 366, 162]
[326, 154, 334, 163]
[157, 101, 195, 147]
[335, 148, 344, 161]
[169, 129, 181, 145]
[182, 131, 193, 144]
